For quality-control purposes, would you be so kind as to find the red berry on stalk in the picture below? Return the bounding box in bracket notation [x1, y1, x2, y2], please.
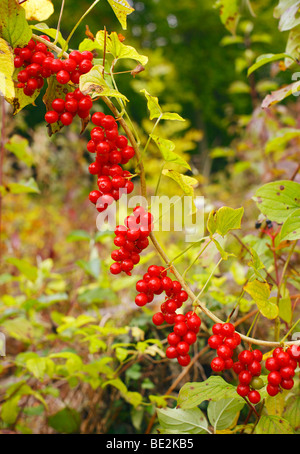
[45, 111, 59, 124]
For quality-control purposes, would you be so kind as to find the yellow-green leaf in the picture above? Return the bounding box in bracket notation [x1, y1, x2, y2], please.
[106, 0, 134, 30]
[140, 89, 185, 121]
[244, 280, 278, 319]
[207, 206, 244, 237]
[0, 38, 15, 101]
[22, 0, 54, 21]
[150, 134, 190, 169]
[0, 0, 32, 48]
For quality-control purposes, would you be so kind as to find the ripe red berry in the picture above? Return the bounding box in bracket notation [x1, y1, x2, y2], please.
[45, 110, 59, 124]
[52, 98, 65, 113]
[135, 293, 148, 307]
[217, 344, 233, 360]
[221, 323, 235, 337]
[174, 322, 188, 337]
[208, 334, 223, 349]
[60, 112, 73, 126]
[186, 314, 201, 332]
[167, 332, 181, 346]
[280, 378, 294, 390]
[166, 346, 178, 359]
[183, 331, 197, 345]
[265, 357, 279, 371]
[267, 371, 282, 386]
[176, 341, 190, 356]
[238, 350, 254, 365]
[177, 354, 191, 367]
[110, 263, 122, 275]
[211, 356, 225, 372]
[248, 360, 262, 376]
[56, 69, 71, 84]
[266, 384, 279, 396]
[212, 323, 223, 335]
[79, 59, 93, 73]
[237, 384, 250, 397]
[238, 370, 252, 385]
[248, 390, 261, 404]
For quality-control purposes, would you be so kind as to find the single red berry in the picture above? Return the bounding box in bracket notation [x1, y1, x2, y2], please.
[62, 58, 77, 72]
[248, 390, 261, 405]
[56, 69, 71, 84]
[265, 357, 279, 371]
[267, 371, 282, 386]
[252, 349, 263, 362]
[217, 344, 233, 360]
[65, 98, 78, 113]
[14, 56, 24, 68]
[135, 293, 148, 307]
[45, 110, 59, 124]
[208, 334, 223, 349]
[238, 350, 254, 365]
[280, 378, 294, 390]
[60, 112, 73, 125]
[69, 50, 84, 63]
[89, 190, 101, 204]
[110, 263, 122, 275]
[176, 341, 190, 356]
[186, 314, 201, 333]
[81, 51, 94, 61]
[276, 351, 290, 367]
[221, 323, 235, 337]
[79, 59, 93, 73]
[101, 115, 117, 130]
[27, 78, 38, 91]
[237, 384, 250, 397]
[166, 346, 178, 359]
[280, 366, 295, 380]
[233, 361, 245, 374]
[248, 360, 262, 377]
[183, 331, 197, 345]
[266, 384, 279, 396]
[177, 354, 191, 367]
[211, 356, 225, 372]
[167, 332, 181, 346]
[238, 370, 252, 385]
[212, 323, 223, 336]
[52, 98, 65, 113]
[224, 358, 234, 370]
[78, 96, 93, 111]
[174, 322, 188, 337]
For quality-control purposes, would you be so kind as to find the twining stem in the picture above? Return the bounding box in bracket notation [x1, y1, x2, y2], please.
[61, 0, 102, 55]
[54, 0, 65, 45]
[32, 34, 68, 59]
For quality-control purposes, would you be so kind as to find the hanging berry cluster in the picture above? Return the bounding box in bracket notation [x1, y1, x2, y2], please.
[234, 349, 263, 404]
[208, 322, 241, 372]
[110, 207, 153, 276]
[265, 346, 299, 396]
[87, 112, 135, 209]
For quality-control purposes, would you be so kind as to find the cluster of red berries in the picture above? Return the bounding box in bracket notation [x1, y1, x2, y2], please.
[109, 207, 153, 276]
[233, 349, 263, 404]
[265, 345, 300, 396]
[165, 312, 201, 366]
[45, 88, 93, 125]
[14, 36, 53, 96]
[136, 265, 188, 311]
[208, 322, 241, 372]
[88, 112, 135, 209]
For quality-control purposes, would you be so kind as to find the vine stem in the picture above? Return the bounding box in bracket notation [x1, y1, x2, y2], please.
[100, 101, 298, 349]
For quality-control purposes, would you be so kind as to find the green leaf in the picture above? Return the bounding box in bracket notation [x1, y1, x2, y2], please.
[7, 257, 38, 281]
[162, 169, 198, 198]
[5, 135, 34, 166]
[283, 396, 300, 429]
[207, 206, 244, 237]
[78, 287, 116, 304]
[278, 296, 292, 323]
[211, 238, 235, 261]
[255, 415, 294, 434]
[244, 280, 278, 319]
[150, 134, 190, 169]
[253, 180, 300, 223]
[7, 177, 40, 194]
[106, 0, 134, 30]
[177, 376, 242, 409]
[284, 25, 300, 68]
[0, 0, 32, 48]
[280, 208, 300, 241]
[218, 0, 240, 35]
[140, 89, 185, 121]
[1, 395, 20, 424]
[79, 65, 128, 101]
[66, 230, 91, 242]
[207, 398, 245, 431]
[25, 357, 55, 381]
[265, 128, 300, 155]
[2, 317, 34, 342]
[48, 407, 81, 434]
[157, 407, 209, 434]
[247, 53, 293, 77]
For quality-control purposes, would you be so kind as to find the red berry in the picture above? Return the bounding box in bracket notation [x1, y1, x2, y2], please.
[183, 331, 197, 345]
[221, 323, 235, 337]
[60, 112, 73, 126]
[79, 59, 93, 73]
[14, 56, 24, 68]
[92, 112, 105, 126]
[89, 190, 101, 204]
[65, 98, 78, 113]
[267, 371, 282, 386]
[135, 293, 148, 307]
[238, 370, 252, 385]
[238, 350, 254, 365]
[280, 366, 295, 380]
[110, 263, 122, 275]
[208, 334, 223, 349]
[248, 390, 261, 404]
[56, 69, 70, 84]
[78, 96, 93, 111]
[186, 314, 201, 333]
[276, 351, 290, 367]
[167, 332, 181, 346]
[81, 51, 94, 61]
[212, 323, 223, 335]
[211, 356, 225, 372]
[52, 98, 65, 113]
[280, 378, 294, 390]
[27, 78, 38, 91]
[62, 58, 77, 72]
[217, 344, 233, 360]
[176, 341, 190, 356]
[174, 322, 188, 337]
[265, 357, 279, 371]
[69, 50, 84, 64]
[233, 361, 245, 374]
[177, 354, 191, 367]
[237, 384, 250, 397]
[101, 115, 117, 130]
[45, 110, 59, 124]
[166, 346, 178, 359]
[266, 384, 279, 396]
[248, 360, 262, 376]
[252, 349, 263, 362]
